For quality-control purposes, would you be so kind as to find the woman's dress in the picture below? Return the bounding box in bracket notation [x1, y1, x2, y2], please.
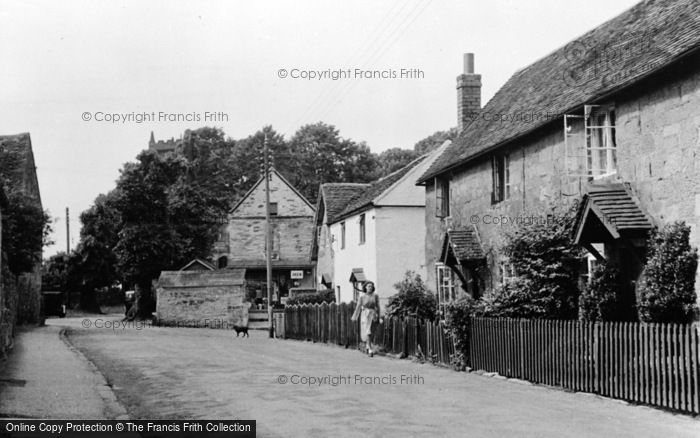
[356, 293, 379, 342]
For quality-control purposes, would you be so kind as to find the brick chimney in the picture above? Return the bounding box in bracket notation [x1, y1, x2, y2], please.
[457, 53, 481, 133]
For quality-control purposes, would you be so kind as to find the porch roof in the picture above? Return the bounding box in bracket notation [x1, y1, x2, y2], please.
[573, 183, 654, 244]
[440, 226, 485, 263]
[349, 268, 367, 283]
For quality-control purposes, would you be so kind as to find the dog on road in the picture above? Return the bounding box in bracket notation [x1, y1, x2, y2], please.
[233, 326, 249, 337]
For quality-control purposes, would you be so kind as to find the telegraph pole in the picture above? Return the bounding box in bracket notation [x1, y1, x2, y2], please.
[264, 134, 274, 338]
[66, 207, 70, 253]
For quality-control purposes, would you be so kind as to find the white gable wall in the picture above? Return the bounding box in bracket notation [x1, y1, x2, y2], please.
[331, 208, 377, 304]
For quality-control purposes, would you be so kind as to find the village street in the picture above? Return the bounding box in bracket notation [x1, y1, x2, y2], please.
[3, 314, 692, 437]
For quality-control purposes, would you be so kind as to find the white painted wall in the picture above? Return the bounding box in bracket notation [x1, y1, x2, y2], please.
[330, 208, 377, 303]
[375, 206, 427, 307]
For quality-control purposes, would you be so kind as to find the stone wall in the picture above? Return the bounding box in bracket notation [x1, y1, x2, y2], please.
[16, 269, 42, 325]
[225, 217, 315, 264]
[156, 270, 249, 328]
[232, 171, 314, 218]
[0, 265, 17, 358]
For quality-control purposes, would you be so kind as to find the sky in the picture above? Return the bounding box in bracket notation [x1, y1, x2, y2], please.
[0, 0, 640, 257]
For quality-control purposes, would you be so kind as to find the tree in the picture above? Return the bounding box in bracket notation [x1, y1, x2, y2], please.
[41, 252, 70, 291]
[69, 191, 122, 311]
[288, 122, 381, 202]
[113, 152, 186, 318]
[2, 191, 52, 275]
[413, 127, 457, 155]
[638, 221, 698, 323]
[112, 149, 232, 319]
[385, 271, 437, 321]
[377, 148, 419, 175]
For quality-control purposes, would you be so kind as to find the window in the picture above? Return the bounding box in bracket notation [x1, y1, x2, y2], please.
[436, 264, 456, 307]
[435, 177, 450, 217]
[269, 202, 278, 216]
[587, 105, 617, 178]
[500, 261, 516, 286]
[492, 153, 509, 203]
[217, 256, 228, 269]
[359, 214, 366, 244]
[340, 222, 346, 249]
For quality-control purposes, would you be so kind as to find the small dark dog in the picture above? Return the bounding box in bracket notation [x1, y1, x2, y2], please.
[233, 326, 249, 337]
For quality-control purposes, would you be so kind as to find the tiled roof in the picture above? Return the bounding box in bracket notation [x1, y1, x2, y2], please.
[319, 183, 370, 224]
[419, 0, 700, 183]
[179, 258, 215, 271]
[335, 156, 426, 221]
[442, 226, 485, 262]
[573, 183, 654, 243]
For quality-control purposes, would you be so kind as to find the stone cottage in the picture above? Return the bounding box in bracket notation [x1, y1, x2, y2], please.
[212, 168, 316, 307]
[417, 0, 700, 310]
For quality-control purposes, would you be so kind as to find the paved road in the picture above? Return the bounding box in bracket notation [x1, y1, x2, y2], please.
[55, 314, 700, 438]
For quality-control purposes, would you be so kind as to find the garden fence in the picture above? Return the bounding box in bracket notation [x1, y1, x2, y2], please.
[283, 302, 455, 365]
[470, 318, 700, 414]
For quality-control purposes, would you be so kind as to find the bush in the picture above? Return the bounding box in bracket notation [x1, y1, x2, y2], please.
[286, 289, 335, 306]
[579, 262, 635, 322]
[444, 296, 489, 370]
[494, 209, 583, 319]
[385, 271, 437, 321]
[638, 221, 698, 323]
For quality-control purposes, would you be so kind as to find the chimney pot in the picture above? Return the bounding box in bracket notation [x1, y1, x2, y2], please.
[464, 53, 474, 74]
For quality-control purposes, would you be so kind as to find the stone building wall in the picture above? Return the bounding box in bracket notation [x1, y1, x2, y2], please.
[156, 270, 248, 328]
[425, 59, 700, 297]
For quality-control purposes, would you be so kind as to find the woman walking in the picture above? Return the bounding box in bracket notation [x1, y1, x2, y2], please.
[351, 281, 381, 357]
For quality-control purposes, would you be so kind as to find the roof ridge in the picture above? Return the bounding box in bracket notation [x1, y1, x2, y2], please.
[418, 0, 700, 182]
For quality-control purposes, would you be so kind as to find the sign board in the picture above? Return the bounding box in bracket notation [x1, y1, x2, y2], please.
[290, 270, 304, 279]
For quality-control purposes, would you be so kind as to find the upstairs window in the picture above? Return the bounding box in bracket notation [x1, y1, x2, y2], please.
[587, 105, 617, 178]
[435, 177, 450, 217]
[492, 153, 510, 203]
[359, 214, 366, 244]
[269, 202, 278, 216]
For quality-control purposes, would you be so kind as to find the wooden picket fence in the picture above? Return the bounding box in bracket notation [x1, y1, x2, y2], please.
[470, 318, 700, 414]
[283, 303, 455, 365]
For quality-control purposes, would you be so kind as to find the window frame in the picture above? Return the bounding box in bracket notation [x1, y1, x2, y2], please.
[586, 105, 617, 179]
[435, 177, 450, 218]
[436, 263, 456, 309]
[492, 153, 509, 203]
